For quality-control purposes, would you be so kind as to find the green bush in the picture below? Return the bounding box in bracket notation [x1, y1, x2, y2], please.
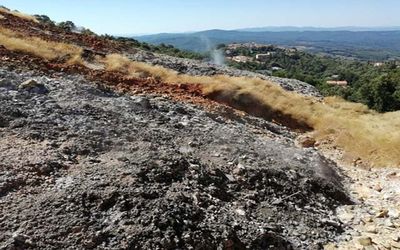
[111, 36, 205, 60]
[58, 21, 76, 31]
[226, 46, 400, 112]
[34, 15, 55, 26]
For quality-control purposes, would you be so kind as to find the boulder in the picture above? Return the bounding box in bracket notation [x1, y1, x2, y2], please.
[358, 236, 373, 246]
[18, 79, 49, 94]
[297, 135, 316, 148]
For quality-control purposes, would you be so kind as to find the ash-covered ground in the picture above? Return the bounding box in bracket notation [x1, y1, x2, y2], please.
[0, 67, 350, 249]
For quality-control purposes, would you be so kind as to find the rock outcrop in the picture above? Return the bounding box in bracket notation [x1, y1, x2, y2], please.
[0, 68, 349, 249]
[0, 8, 357, 249]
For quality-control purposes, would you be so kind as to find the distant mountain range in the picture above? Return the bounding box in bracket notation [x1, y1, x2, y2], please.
[236, 26, 400, 32]
[133, 27, 400, 60]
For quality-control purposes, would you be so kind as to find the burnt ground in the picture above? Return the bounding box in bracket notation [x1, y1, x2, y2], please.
[0, 67, 351, 250]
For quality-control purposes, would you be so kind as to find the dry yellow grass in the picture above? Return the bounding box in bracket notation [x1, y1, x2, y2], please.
[242, 85, 400, 167]
[0, 7, 38, 22]
[0, 27, 82, 62]
[0, 26, 398, 167]
[103, 54, 400, 167]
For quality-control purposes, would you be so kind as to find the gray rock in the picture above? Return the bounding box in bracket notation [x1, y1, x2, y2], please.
[18, 79, 49, 94]
[0, 67, 350, 249]
[131, 96, 152, 109]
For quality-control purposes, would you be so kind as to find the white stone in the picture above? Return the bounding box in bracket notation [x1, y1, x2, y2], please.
[365, 225, 377, 234]
[235, 209, 246, 216]
[388, 208, 400, 219]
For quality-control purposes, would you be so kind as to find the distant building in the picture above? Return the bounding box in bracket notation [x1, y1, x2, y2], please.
[326, 80, 348, 87]
[271, 66, 283, 71]
[231, 55, 253, 63]
[286, 48, 298, 53]
[331, 74, 340, 79]
[255, 52, 275, 61]
[227, 42, 271, 50]
[373, 62, 384, 67]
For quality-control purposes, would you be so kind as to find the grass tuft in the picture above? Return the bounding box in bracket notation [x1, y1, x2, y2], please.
[0, 27, 82, 61]
[0, 7, 38, 22]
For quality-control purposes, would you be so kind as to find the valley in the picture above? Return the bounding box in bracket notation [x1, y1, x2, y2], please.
[135, 29, 400, 61]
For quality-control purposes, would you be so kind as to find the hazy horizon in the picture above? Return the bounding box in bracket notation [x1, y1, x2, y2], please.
[2, 0, 400, 35]
[131, 26, 400, 37]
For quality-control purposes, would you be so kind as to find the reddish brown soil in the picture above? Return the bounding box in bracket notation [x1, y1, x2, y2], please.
[0, 12, 224, 109]
[0, 44, 243, 118]
[0, 10, 128, 53]
[0, 11, 270, 123]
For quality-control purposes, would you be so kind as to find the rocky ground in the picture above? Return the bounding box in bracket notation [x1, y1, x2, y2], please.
[332, 168, 400, 250]
[116, 39, 400, 250]
[0, 67, 351, 249]
[2, 9, 398, 250]
[312, 146, 400, 250]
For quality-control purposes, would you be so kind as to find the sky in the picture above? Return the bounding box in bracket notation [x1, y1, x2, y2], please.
[1, 0, 400, 35]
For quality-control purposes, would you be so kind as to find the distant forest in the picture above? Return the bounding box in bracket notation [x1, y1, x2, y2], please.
[135, 30, 400, 61]
[223, 44, 400, 112]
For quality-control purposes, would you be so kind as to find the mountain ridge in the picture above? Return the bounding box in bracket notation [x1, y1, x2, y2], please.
[235, 26, 400, 32]
[135, 29, 400, 60]
[121, 26, 400, 37]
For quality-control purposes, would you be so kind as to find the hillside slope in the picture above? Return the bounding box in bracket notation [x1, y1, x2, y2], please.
[1, 7, 400, 250]
[0, 66, 350, 249]
[0, 7, 353, 250]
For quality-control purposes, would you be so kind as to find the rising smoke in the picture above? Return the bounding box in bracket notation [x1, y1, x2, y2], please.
[200, 35, 226, 66]
[211, 49, 225, 66]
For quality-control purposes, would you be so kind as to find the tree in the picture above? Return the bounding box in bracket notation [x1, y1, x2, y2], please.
[81, 28, 96, 36]
[58, 21, 76, 31]
[34, 15, 55, 25]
